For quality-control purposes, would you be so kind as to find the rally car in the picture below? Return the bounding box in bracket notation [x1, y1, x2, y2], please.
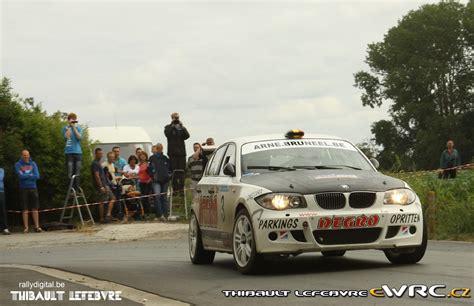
[188, 130, 427, 274]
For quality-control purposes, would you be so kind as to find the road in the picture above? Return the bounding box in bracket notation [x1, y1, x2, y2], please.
[1, 238, 473, 305]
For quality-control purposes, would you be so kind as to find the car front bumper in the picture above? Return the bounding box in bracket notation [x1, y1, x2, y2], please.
[251, 199, 424, 254]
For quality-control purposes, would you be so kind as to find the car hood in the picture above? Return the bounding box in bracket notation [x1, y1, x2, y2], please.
[240, 169, 405, 194]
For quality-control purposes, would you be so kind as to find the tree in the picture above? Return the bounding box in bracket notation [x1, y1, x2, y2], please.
[0, 77, 95, 224]
[354, 1, 474, 170]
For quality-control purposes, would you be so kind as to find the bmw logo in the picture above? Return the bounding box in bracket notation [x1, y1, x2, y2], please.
[340, 184, 350, 190]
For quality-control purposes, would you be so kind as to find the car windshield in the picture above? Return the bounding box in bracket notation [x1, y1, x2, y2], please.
[241, 138, 373, 174]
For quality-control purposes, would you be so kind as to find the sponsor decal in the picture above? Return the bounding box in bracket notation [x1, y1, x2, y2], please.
[219, 185, 230, 192]
[400, 226, 410, 236]
[258, 218, 299, 230]
[298, 212, 318, 217]
[390, 214, 420, 224]
[312, 174, 358, 180]
[317, 215, 380, 229]
[220, 195, 225, 222]
[198, 194, 218, 227]
[246, 189, 263, 200]
[242, 139, 357, 155]
[279, 231, 289, 240]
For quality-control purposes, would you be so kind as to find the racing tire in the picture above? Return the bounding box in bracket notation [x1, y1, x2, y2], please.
[321, 250, 346, 257]
[189, 213, 215, 265]
[232, 209, 263, 274]
[384, 217, 428, 264]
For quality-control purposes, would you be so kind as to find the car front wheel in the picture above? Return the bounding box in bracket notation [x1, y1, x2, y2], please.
[189, 213, 215, 264]
[232, 209, 263, 274]
[384, 218, 427, 264]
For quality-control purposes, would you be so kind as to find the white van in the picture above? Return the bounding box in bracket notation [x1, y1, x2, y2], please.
[88, 126, 153, 158]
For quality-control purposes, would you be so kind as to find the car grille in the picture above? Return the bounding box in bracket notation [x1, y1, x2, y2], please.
[315, 193, 345, 209]
[313, 228, 382, 245]
[290, 230, 307, 242]
[385, 226, 400, 239]
[349, 192, 376, 208]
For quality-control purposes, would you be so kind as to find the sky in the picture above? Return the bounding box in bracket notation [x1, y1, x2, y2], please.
[1, 0, 439, 154]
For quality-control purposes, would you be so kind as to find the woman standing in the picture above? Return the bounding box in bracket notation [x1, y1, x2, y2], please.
[138, 152, 152, 214]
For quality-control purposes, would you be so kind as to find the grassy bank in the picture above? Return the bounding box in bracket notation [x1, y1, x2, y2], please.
[389, 170, 474, 241]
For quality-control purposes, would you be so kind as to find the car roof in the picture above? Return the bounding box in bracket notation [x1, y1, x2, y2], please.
[225, 134, 344, 146]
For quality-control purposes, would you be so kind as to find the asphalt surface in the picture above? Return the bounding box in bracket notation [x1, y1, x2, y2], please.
[1, 238, 473, 306]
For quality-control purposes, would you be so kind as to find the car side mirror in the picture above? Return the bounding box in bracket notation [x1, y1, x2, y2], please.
[370, 158, 380, 169]
[223, 162, 236, 176]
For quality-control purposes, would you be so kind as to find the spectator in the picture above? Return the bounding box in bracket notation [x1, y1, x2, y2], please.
[187, 143, 208, 200]
[439, 140, 461, 179]
[135, 148, 143, 160]
[138, 152, 152, 214]
[164, 112, 190, 194]
[149, 143, 170, 221]
[205, 137, 215, 146]
[103, 151, 123, 218]
[123, 155, 139, 179]
[112, 146, 127, 178]
[91, 148, 115, 223]
[102, 152, 118, 185]
[0, 167, 10, 235]
[62, 112, 83, 189]
[15, 150, 42, 233]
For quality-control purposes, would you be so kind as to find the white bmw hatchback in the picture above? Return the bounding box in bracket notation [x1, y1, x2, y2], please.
[188, 131, 427, 274]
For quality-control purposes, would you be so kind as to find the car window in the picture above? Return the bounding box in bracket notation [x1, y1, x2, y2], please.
[203, 153, 215, 177]
[219, 143, 236, 176]
[207, 145, 228, 176]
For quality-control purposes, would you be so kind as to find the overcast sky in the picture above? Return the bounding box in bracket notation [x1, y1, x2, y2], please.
[1, 0, 439, 153]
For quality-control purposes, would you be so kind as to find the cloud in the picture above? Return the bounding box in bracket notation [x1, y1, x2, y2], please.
[2, 0, 434, 152]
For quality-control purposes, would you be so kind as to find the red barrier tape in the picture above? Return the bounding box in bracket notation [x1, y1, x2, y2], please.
[389, 163, 472, 178]
[7, 188, 194, 214]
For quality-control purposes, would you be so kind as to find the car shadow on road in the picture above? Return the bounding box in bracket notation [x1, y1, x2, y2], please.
[211, 253, 408, 276]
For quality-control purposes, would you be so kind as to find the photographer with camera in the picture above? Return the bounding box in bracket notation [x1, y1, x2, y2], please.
[164, 112, 190, 195]
[62, 113, 83, 189]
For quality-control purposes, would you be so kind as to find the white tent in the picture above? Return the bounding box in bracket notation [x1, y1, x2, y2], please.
[88, 126, 153, 158]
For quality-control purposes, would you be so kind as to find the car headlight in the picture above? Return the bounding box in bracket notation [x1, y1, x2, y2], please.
[383, 188, 416, 205]
[255, 193, 307, 210]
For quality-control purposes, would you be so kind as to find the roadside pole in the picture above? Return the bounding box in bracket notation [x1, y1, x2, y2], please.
[427, 191, 436, 239]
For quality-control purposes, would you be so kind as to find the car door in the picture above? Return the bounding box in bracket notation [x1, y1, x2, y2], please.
[198, 144, 228, 248]
[216, 143, 238, 250]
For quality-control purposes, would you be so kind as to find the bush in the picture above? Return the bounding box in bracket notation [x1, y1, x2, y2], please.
[0, 77, 95, 225]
